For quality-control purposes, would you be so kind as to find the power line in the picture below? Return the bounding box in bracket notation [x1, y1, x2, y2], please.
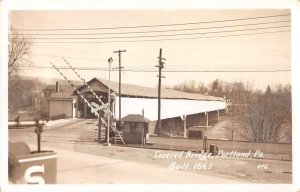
[31, 53, 107, 61]
[17, 25, 290, 40]
[31, 30, 290, 44]
[13, 20, 290, 36]
[21, 62, 290, 69]
[21, 66, 291, 72]
[25, 53, 291, 69]
[11, 13, 290, 31]
[33, 44, 96, 52]
[26, 60, 290, 70]
[26, 52, 290, 69]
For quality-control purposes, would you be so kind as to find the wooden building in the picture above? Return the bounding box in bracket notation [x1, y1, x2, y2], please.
[46, 82, 77, 119]
[48, 92, 77, 119]
[120, 114, 150, 144]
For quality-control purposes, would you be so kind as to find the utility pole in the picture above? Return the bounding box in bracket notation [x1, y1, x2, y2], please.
[106, 57, 113, 146]
[113, 50, 126, 120]
[155, 48, 165, 135]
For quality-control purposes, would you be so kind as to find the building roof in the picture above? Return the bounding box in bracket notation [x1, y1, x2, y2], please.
[43, 83, 75, 93]
[78, 78, 225, 102]
[120, 114, 150, 123]
[44, 81, 81, 100]
[50, 92, 76, 100]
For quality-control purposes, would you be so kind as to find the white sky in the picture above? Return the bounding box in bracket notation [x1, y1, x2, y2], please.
[9, 9, 291, 90]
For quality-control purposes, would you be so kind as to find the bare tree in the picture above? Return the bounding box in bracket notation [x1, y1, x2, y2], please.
[196, 82, 208, 95]
[240, 85, 291, 143]
[208, 79, 224, 97]
[8, 27, 32, 113]
[173, 80, 197, 93]
[172, 79, 291, 143]
[221, 81, 249, 140]
[8, 27, 32, 77]
[173, 80, 208, 95]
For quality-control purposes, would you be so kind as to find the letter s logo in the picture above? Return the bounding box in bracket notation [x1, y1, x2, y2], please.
[24, 165, 45, 184]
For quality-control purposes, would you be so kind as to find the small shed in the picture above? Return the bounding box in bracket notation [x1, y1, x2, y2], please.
[120, 114, 150, 144]
[49, 92, 77, 119]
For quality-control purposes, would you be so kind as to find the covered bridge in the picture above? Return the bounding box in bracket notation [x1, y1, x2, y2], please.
[74, 78, 226, 136]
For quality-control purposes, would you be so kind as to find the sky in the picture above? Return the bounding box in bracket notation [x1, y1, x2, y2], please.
[9, 9, 291, 90]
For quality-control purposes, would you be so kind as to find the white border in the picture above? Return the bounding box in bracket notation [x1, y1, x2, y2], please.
[2, 184, 298, 192]
[1, 0, 299, 192]
[291, 1, 300, 190]
[5, 0, 292, 10]
[0, 0, 9, 190]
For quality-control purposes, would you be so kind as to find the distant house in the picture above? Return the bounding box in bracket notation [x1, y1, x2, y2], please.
[49, 92, 77, 119]
[45, 82, 78, 119]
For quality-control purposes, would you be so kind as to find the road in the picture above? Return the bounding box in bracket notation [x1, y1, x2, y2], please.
[8, 118, 292, 184]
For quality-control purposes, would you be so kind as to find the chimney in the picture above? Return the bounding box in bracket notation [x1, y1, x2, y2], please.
[55, 81, 59, 93]
[142, 108, 144, 117]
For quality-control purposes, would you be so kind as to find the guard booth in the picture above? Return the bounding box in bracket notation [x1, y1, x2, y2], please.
[120, 114, 150, 144]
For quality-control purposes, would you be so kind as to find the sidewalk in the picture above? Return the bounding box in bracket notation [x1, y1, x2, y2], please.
[41, 146, 243, 184]
[8, 118, 80, 128]
[43, 118, 81, 129]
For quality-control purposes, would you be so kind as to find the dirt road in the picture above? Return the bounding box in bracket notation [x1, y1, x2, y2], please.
[9, 119, 292, 183]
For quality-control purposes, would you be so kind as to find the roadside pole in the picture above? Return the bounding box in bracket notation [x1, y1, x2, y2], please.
[106, 57, 113, 146]
[155, 48, 165, 135]
[113, 50, 126, 120]
[98, 115, 101, 143]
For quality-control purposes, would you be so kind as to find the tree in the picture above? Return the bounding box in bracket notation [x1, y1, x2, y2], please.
[221, 81, 249, 140]
[173, 80, 197, 93]
[8, 27, 32, 78]
[8, 27, 32, 113]
[172, 80, 208, 95]
[208, 79, 224, 97]
[196, 82, 208, 95]
[240, 84, 292, 143]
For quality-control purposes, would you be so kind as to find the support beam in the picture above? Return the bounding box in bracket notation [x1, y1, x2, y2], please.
[183, 115, 187, 138]
[206, 111, 209, 127]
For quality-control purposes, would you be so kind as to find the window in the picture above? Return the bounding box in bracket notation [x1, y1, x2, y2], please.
[124, 123, 131, 133]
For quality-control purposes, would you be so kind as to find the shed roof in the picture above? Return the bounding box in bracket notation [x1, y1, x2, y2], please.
[50, 92, 76, 100]
[43, 83, 75, 93]
[77, 78, 225, 102]
[120, 114, 150, 123]
[43, 80, 82, 94]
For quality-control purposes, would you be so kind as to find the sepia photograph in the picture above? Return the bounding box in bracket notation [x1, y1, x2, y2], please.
[1, 0, 300, 192]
